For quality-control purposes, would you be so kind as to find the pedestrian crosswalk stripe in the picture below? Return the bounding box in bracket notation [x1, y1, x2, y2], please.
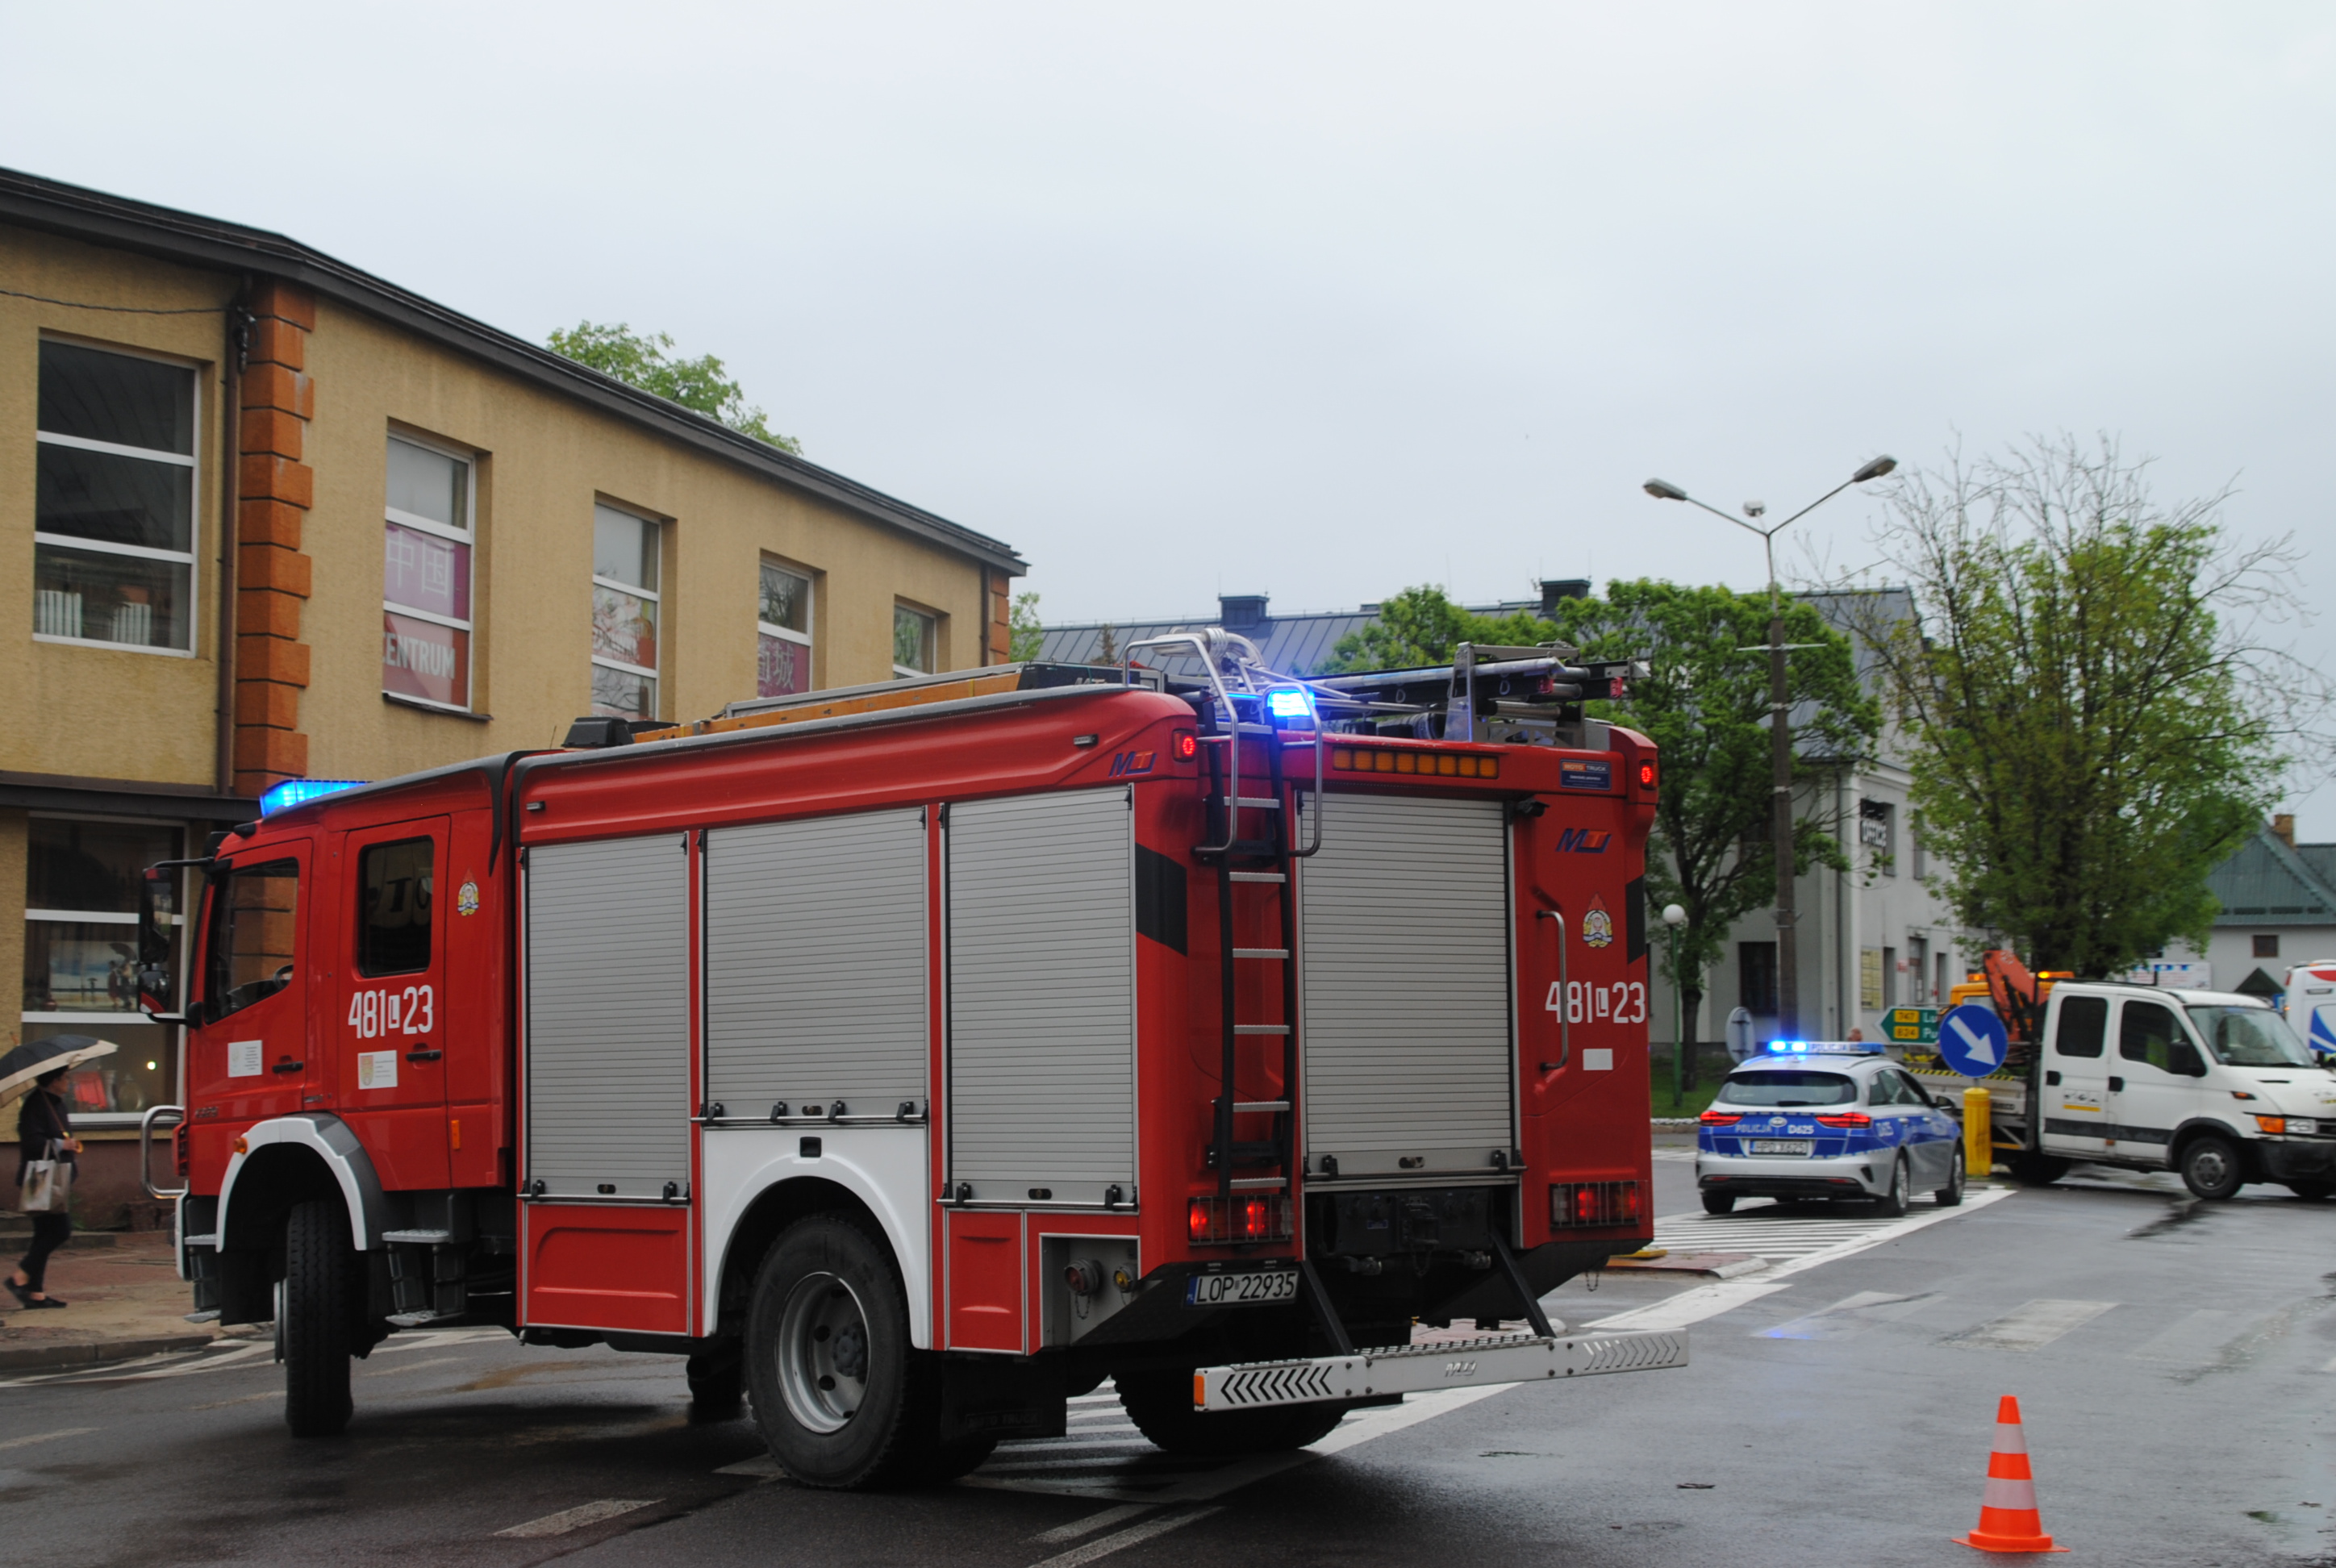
[1947, 1298, 2117, 1351]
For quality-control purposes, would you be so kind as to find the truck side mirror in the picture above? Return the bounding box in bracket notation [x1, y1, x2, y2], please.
[136, 866, 183, 1023]
[2167, 1041, 2206, 1078]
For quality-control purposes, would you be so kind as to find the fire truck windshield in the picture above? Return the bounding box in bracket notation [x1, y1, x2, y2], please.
[204, 858, 301, 1020]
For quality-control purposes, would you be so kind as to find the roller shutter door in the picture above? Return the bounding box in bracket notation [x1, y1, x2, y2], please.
[948, 789, 1135, 1204]
[524, 834, 692, 1199]
[704, 808, 928, 1115]
[1299, 793, 1514, 1178]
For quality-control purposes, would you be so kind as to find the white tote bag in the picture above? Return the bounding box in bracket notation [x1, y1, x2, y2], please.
[18, 1139, 72, 1214]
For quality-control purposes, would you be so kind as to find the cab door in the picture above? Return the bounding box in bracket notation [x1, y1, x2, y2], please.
[336, 818, 452, 1191]
[2108, 996, 2205, 1164]
[2039, 993, 2111, 1158]
[188, 845, 315, 1179]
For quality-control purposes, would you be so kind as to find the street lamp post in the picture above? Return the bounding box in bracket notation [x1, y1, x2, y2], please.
[1662, 902, 1688, 1107]
[1642, 457, 1896, 1040]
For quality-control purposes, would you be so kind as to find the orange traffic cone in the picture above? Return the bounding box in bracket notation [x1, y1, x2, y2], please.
[1954, 1395, 2069, 1553]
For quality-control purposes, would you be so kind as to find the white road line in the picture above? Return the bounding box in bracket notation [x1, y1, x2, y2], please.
[1757, 1291, 1934, 1341]
[1948, 1299, 2117, 1351]
[1030, 1503, 1154, 1543]
[1309, 1385, 1518, 1455]
[494, 1499, 660, 1537]
[0, 1426, 96, 1451]
[1027, 1505, 1221, 1568]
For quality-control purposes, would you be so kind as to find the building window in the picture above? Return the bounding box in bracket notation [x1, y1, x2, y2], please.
[1908, 935, 1929, 1004]
[2255, 933, 2280, 959]
[382, 436, 475, 710]
[893, 604, 936, 678]
[757, 560, 813, 699]
[1738, 941, 1778, 1015]
[21, 817, 181, 1116]
[1859, 799, 1896, 875]
[591, 504, 661, 719]
[1909, 811, 1927, 879]
[1880, 945, 1898, 1009]
[34, 340, 198, 653]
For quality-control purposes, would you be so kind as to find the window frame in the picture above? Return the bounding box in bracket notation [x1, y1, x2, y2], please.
[590, 502, 663, 720]
[755, 557, 815, 699]
[892, 602, 937, 678]
[382, 431, 479, 714]
[2254, 933, 2280, 959]
[32, 337, 202, 659]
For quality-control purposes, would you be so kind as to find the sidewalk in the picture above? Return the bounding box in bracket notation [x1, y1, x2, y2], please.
[0, 1228, 227, 1373]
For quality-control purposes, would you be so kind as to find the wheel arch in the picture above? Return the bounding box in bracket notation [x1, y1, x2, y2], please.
[2166, 1117, 2254, 1178]
[711, 1176, 899, 1345]
[218, 1114, 389, 1253]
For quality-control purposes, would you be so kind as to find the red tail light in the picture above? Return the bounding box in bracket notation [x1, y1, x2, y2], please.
[1187, 1194, 1291, 1244]
[1813, 1113, 1871, 1128]
[1699, 1110, 1742, 1125]
[1549, 1180, 1645, 1229]
[1637, 761, 1657, 789]
[1172, 729, 1199, 761]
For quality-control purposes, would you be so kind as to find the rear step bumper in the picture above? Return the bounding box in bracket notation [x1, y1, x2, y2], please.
[1193, 1327, 1689, 1411]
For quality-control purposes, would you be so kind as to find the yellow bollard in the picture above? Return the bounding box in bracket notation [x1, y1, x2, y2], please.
[1963, 1086, 1992, 1182]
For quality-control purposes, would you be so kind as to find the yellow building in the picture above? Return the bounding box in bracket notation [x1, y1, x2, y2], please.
[0, 167, 1024, 1211]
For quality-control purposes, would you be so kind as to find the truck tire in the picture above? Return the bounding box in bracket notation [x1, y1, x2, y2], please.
[282, 1198, 356, 1438]
[1872, 1156, 1910, 1218]
[686, 1343, 745, 1422]
[1117, 1369, 1349, 1456]
[745, 1213, 952, 1489]
[1934, 1143, 1966, 1207]
[2179, 1136, 2245, 1201]
[1700, 1191, 1736, 1215]
[2009, 1153, 2069, 1187]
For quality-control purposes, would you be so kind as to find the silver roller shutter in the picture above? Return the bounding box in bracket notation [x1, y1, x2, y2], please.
[705, 807, 928, 1116]
[1299, 793, 1515, 1178]
[947, 788, 1135, 1204]
[525, 834, 692, 1199]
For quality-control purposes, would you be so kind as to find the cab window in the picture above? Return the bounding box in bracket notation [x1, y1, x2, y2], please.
[357, 838, 433, 977]
[2119, 1001, 2188, 1073]
[1714, 1070, 1858, 1107]
[202, 858, 299, 1020]
[1867, 1072, 1903, 1106]
[2053, 995, 2108, 1058]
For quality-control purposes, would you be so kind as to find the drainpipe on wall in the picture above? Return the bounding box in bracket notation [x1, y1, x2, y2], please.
[214, 284, 252, 799]
[1837, 768, 1851, 1038]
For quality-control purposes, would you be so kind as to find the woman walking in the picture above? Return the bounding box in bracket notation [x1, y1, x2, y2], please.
[10, 1065, 81, 1309]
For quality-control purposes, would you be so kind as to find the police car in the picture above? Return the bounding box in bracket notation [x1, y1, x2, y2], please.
[1696, 1041, 1965, 1216]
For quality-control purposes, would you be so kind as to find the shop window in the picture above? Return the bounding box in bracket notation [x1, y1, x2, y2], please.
[893, 604, 936, 678]
[382, 435, 475, 710]
[757, 560, 813, 699]
[1738, 941, 1778, 1015]
[34, 340, 198, 653]
[21, 818, 181, 1116]
[591, 503, 661, 719]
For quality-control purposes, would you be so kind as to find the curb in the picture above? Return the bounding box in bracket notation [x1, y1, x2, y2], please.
[0, 1333, 215, 1374]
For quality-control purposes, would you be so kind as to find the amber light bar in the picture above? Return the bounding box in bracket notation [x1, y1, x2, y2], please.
[1330, 746, 1500, 780]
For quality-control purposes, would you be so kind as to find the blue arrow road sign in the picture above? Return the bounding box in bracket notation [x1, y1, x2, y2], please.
[1937, 1003, 2012, 1078]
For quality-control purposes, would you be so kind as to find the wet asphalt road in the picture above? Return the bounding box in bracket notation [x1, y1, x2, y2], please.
[3, 1163, 2331, 1568]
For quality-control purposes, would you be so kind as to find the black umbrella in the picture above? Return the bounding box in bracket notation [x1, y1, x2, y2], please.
[0, 1035, 116, 1107]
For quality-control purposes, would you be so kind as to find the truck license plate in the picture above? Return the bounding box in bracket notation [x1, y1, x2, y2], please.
[1749, 1140, 1813, 1157]
[1185, 1270, 1299, 1307]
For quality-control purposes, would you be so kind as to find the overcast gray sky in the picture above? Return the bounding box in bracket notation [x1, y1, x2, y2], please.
[9, 3, 2333, 822]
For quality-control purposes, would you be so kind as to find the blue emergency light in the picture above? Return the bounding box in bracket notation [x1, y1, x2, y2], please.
[1263, 686, 1316, 723]
[1759, 1039, 1885, 1057]
[259, 778, 368, 816]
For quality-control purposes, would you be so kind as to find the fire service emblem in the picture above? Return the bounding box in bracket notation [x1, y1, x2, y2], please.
[1580, 894, 1615, 949]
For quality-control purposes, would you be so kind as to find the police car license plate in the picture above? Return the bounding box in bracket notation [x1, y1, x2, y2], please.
[1749, 1139, 1813, 1156]
[1185, 1270, 1299, 1307]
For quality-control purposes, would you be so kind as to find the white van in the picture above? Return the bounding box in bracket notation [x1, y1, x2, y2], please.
[2281, 962, 2336, 1059]
[2035, 982, 2336, 1199]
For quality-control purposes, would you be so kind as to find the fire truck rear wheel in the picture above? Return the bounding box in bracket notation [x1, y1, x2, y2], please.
[1116, 1369, 1350, 1455]
[282, 1198, 356, 1438]
[746, 1214, 939, 1488]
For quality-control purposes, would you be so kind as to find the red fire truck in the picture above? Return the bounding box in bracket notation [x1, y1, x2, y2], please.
[135, 632, 1686, 1487]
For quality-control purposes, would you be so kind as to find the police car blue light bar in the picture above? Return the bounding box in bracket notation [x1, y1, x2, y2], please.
[1263, 686, 1316, 723]
[1758, 1039, 1885, 1056]
[259, 778, 367, 816]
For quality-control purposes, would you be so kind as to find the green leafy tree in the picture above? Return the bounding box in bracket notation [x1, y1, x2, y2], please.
[546, 321, 801, 455]
[1554, 583, 1879, 1081]
[1317, 585, 1555, 672]
[1010, 591, 1045, 662]
[1853, 436, 2317, 977]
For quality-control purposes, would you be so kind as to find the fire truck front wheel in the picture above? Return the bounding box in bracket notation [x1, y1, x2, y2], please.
[282, 1198, 357, 1438]
[746, 1214, 948, 1488]
[1116, 1368, 1349, 1456]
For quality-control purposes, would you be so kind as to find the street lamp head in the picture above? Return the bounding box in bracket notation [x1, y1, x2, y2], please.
[1742, 501, 1766, 519]
[1643, 478, 1687, 502]
[1662, 903, 1687, 928]
[1852, 455, 1897, 483]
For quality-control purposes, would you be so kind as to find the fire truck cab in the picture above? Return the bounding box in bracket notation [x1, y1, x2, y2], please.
[137, 632, 1685, 1487]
